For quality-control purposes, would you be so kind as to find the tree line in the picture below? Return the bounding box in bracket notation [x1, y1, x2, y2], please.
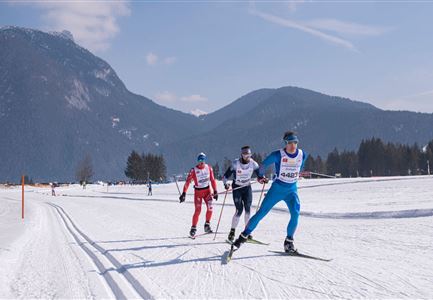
[125, 151, 167, 182]
[305, 138, 433, 177]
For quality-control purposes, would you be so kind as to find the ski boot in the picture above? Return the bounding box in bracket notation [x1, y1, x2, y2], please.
[233, 233, 248, 249]
[204, 222, 213, 233]
[284, 236, 297, 253]
[189, 226, 197, 237]
[227, 228, 236, 242]
[247, 234, 253, 241]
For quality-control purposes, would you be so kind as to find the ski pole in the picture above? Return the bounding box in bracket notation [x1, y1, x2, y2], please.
[213, 189, 229, 240]
[215, 180, 257, 195]
[255, 182, 266, 213]
[174, 176, 181, 196]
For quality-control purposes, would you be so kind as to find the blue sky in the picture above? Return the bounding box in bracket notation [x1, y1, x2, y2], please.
[2, 1, 433, 114]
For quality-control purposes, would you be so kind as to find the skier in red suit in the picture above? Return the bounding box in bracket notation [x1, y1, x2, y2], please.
[179, 152, 218, 237]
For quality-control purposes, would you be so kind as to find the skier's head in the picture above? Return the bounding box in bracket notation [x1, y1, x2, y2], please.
[283, 131, 298, 154]
[241, 146, 252, 162]
[197, 152, 207, 165]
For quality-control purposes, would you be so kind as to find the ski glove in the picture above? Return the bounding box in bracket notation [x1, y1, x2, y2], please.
[213, 191, 218, 201]
[224, 183, 230, 190]
[258, 177, 269, 184]
[179, 192, 186, 203]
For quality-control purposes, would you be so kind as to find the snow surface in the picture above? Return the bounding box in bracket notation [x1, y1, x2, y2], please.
[1, 176, 433, 299]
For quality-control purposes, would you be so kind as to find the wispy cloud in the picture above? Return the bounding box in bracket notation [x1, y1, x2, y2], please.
[250, 8, 357, 51]
[146, 53, 176, 66]
[154, 92, 208, 104]
[250, 4, 392, 51]
[180, 94, 208, 102]
[306, 19, 392, 36]
[146, 52, 159, 66]
[154, 91, 177, 103]
[9, 1, 130, 52]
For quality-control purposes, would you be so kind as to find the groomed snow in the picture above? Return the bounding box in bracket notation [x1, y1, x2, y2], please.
[1, 176, 432, 298]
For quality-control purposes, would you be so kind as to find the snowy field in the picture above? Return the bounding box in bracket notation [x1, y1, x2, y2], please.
[1, 176, 433, 299]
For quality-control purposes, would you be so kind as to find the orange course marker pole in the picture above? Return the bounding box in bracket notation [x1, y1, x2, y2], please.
[22, 175, 24, 219]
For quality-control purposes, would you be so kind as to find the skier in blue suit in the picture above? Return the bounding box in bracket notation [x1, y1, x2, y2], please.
[232, 131, 308, 253]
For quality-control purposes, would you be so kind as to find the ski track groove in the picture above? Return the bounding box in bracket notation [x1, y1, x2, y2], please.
[52, 208, 95, 298]
[47, 202, 154, 300]
[47, 203, 126, 299]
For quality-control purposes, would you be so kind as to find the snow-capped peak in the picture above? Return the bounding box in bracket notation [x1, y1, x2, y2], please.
[190, 109, 207, 117]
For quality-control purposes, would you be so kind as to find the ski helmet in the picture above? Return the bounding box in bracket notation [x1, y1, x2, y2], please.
[283, 131, 299, 144]
[197, 152, 207, 162]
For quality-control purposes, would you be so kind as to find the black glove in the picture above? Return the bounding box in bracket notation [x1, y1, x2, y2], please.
[258, 177, 269, 184]
[179, 192, 186, 203]
[213, 191, 218, 201]
[224, 183, 230, 190]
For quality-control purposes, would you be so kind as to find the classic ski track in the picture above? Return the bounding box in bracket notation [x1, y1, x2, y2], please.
[48, 202, 154, 299]
[10, 203, 93, 298]
[47, 202, 127, 299]
[69, 189, 338, 298]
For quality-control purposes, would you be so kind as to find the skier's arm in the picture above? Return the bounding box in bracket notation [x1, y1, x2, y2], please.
[209, 166, 218, 193]
[182, 169, 195, 193]
[300, 151, 308, 171]
[252, 161, 261, 178]
[258, 151, 278, 178]
[222, 165, 234, 185]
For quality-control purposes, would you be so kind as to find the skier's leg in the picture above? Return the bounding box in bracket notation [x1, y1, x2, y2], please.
[242, 183, 284, 236]
[284, 192, 301, 238]
[243, 186, 253, 226]
[204, 190, 213, 223]
[192, 192, 202, 227]
[231, 189, 244, 229]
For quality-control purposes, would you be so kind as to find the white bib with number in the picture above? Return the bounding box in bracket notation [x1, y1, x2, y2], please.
[234, 159, 255, 186]
[194, 165, 210, 188]
[277, 149, 303, 184]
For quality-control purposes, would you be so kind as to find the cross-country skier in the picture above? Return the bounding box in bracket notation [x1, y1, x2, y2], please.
[148, 180, 152, 196]
[232, 131, 308, 253]
[51, 183, 56, 196]
[179, 153, 219, 237]
[223, 146, 261, 242]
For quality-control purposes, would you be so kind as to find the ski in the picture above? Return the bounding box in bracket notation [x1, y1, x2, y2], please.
[269, 250, 332, 262]
[189, 231, 213, 240]
[225, 245, 237, 263]
[225, 238, 269, 245]
[246, 238, 270, 246]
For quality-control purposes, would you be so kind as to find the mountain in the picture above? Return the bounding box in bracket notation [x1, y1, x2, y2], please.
[1, 26, 433, 181]
[0, 26, 201, 181]
[161, 86, 433, 174]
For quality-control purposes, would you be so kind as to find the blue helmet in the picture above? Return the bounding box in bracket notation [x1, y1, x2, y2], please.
[283, 131, 299, 144]
[197, 152, 207, 162]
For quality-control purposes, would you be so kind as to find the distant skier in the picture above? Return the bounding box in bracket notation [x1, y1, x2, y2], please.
[232, 131, 308, 253]
[222, 146, 261, 242]
[148, 180, 152, 196]
[179, 153, 218, 237]
[51, 183, 56, 196]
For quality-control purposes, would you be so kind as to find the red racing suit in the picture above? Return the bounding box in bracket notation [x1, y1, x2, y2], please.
[183, 163, 218, 227]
